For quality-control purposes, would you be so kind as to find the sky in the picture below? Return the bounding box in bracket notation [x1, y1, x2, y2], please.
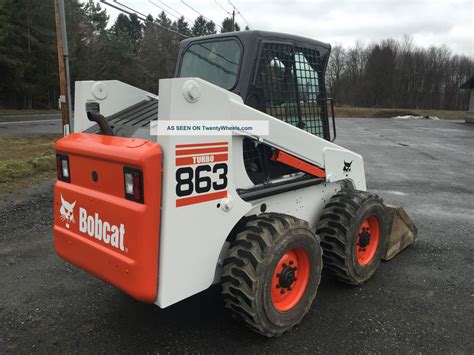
[96, 0, 474, 56]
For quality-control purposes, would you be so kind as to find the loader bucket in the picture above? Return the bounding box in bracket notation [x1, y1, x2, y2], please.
[383, 206, 417, 261]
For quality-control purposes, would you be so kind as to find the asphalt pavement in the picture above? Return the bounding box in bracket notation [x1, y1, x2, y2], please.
[0, 117, 473, 353]
[0, 113, 61, 135]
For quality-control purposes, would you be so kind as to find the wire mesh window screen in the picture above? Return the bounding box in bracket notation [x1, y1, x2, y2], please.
[257, 43, 325, 137]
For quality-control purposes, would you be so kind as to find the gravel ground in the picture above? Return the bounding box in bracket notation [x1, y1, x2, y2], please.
[0, 117, 473, 353]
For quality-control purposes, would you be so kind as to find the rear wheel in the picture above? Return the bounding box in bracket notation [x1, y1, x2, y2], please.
[317, 190, 387, 285]
[221, 213, 322, 337]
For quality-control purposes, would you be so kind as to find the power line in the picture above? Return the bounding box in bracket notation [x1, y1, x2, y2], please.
[215, 0, 246, 31]
[100, 0, 189, 38]
[148, 0, 179, 20]
[158, 0, 194, 24]
[109, 0, 177, 30]
[227, 0, 251, 28]
[180, 0, 222, 30]
[214, 0, 231, 15]
[149, 0, 193, 24]
[113, 0, 148, 19]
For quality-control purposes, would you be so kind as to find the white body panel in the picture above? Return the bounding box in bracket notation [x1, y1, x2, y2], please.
[245, 182, 342, 225]
[158, 78, 366, 191]
[73, 78, 368, 308]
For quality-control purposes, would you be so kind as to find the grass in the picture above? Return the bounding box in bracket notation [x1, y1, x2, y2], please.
[0, 135, 59, 192]
[335, 106, 466, 120]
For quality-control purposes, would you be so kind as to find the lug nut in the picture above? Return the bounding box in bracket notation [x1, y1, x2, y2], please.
[289, 261, 294, 265]
[276, 284, 280, 289]
[282, 263, 287, 267]
[280, 289, 285, 294]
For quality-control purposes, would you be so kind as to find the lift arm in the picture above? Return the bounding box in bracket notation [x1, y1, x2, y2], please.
[158, 78, 367, 191]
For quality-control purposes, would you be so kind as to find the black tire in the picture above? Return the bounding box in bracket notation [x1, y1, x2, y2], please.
[221, 213, 322, 337]
[316, 190, 388, 285]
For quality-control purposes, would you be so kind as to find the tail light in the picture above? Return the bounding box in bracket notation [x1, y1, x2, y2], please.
[56, 154, 71, 182]
[124, 167, 144, 203]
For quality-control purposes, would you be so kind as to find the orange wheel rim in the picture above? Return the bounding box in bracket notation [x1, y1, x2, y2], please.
[271, 247, 310, 312]
[356, 214, 380, 266]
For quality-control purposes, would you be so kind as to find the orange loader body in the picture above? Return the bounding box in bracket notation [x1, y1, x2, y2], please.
[54, 133, 162, 303]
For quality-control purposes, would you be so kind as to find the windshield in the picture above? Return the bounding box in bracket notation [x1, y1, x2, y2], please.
[179, 39, 241, 90]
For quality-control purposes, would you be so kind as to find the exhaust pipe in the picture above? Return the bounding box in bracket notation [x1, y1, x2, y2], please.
[87, 111, 114, 136]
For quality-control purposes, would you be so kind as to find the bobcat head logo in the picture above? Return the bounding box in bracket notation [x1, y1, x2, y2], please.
[343, 160, 352, 173]
[60, 194, 76, 229]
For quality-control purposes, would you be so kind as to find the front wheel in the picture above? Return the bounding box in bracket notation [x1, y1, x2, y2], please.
[221, 213, 322, 337]
[317, 190, 388, 285]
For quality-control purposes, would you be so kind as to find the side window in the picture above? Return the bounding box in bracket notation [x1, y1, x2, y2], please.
[179, 39, 241, 90]
[256, 44, 326, 138]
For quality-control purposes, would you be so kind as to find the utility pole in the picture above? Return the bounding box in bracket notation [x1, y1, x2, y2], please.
[231, 8, 235, 31]
[54, 0, 72, 136]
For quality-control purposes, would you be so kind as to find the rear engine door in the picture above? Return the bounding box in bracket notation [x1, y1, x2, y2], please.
[54, 133, 162, 303]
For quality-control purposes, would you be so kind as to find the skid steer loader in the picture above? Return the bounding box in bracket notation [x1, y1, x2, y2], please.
[53, 31, 416, 337]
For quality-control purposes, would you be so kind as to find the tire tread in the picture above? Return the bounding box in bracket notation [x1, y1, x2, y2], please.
[221, 213, 313, 337]
[316, 190, 384, 285]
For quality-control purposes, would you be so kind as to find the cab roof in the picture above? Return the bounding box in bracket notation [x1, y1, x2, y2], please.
[179, 30, 331, 52]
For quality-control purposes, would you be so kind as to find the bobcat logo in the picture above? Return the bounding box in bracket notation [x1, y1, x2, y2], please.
[60, 194, 76, 229]
[343, 160, 353, 173]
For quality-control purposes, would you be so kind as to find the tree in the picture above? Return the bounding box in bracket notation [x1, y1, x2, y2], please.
[205, 20, 217, 35]
[102, 29, 145, 87]
[221, 17, 240, 33]
[0, 0, 59, 108]
[82, 0, 108, 34]
[128, 14, 143, 49]
[1, 0, 472, 111]
[364, 40, 398, 107]
[176, 16, 191, 37]
[327, 44, 345, 100]
[156, 10, 172, 29]
[157, 12, 178, 77]
[112, 14, 130, 35]
[327, 38, 474, 110]
[0, 0, 24, 108]
[71, 0, 109, 89]
[111, 13, 143, 49]
[192, 15, 216, 36]
[139, 14, 161, 93]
